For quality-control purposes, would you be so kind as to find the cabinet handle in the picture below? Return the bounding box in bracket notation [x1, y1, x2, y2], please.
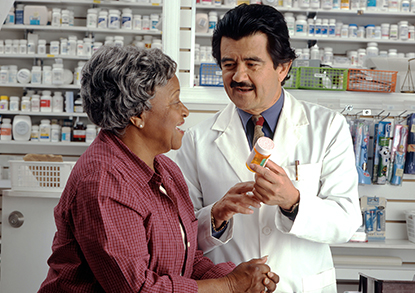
[8, 211, 24, 228]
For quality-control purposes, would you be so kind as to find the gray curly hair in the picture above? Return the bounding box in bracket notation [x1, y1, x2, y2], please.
[81, 45, 177, 136]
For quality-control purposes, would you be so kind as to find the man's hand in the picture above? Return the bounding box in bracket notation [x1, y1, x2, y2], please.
[224, 257, 279, 293]
[249, 160, 300, 210]
[211, 182, 261, 227]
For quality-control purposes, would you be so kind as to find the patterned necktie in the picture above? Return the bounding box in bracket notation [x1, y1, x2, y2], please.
[252, 114, 265, 146]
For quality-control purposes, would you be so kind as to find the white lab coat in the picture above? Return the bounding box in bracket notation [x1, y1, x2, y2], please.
[176, 90, 362, 293]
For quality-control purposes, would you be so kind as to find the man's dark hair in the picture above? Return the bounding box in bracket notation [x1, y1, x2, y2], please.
[212, 4, 296, 85]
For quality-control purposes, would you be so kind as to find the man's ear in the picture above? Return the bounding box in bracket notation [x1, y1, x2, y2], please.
[277, 61, 293, 83]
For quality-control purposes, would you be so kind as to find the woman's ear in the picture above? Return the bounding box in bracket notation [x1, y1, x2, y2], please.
[130, 116, 144, 129]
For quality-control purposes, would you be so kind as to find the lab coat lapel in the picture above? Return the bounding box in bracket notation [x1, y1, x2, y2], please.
[213, 103, 253, 182]
[273, 90, 309, 165]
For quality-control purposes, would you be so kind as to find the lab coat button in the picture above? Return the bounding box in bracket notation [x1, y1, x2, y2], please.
[262, 227, 271, 235]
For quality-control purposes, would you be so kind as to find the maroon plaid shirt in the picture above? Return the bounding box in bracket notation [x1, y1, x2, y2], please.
[38, 130, 234, 293]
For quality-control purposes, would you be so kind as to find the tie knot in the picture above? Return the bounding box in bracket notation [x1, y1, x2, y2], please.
[252, 115, 264, 126]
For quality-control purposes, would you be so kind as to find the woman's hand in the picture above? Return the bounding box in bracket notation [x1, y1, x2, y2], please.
[224, 257, 279, 293]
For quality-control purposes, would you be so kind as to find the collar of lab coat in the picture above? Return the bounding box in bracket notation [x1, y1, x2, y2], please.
[212, 89, 309, 182]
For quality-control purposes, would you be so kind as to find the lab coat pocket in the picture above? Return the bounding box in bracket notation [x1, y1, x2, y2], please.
[283, 162, 322, 196]
[302, 267, 336, 293]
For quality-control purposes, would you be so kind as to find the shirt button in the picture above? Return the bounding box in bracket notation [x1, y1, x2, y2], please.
[262, 227, 271, 235]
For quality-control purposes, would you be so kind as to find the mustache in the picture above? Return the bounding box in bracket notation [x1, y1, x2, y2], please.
[230, 81, 255, 89]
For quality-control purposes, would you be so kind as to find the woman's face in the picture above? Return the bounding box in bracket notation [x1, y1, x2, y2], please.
[142, 75, 189, 154]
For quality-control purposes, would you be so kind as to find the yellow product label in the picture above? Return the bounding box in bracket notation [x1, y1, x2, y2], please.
[395, 169, 404, 177]
[93, 0, 101, 3]
[47, 54, 55, 58]
[340, 0, 349, 9]
[237, 0, 250, 4]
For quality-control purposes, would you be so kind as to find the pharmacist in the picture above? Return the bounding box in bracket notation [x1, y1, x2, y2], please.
[176, 4, 362, 292]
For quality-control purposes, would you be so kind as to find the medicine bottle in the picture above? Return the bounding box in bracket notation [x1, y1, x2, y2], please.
[0, 95, 9, 110]
[42, 66, 52, 84]
[52, 63, 64, 85]
[357, 26, 365, 38]
[74, 98, 83, 113]
[52, 91, 64, 112]
[87, 9, 98, 28]
[50, 41, 60, 55]
[108, 9, 120, 29]
[321, 19, 329, 37]
[12, 39, 19, 55]
[388, 49, 398, 57]
[61, 119, 72, 142]
[0, 66, 9, 84]
[27, 41, 35, 54]
[8, 65, 17, 83]
[39, 119, 51, 142]
[349, 50, 358, 66]
[152, 39, 162, 50]
[322, 0, 333, 8]
[246, 137, 275, 172]
[357, 48, 366, 67]
[208, 12, 217, 34]
[114, 36, 124, 47]
[311, 0, 320, 8]
[310, 45, 320, 59]
[60, 38, 68, 55]
[142, 15, 150, 30]
[9, 96, 19, 111]
[61, 10, 70, 26]
[13, 115, 32, 141]
[122, 9, 133, 29]
[0, 118, 12, 141]
[19, 39, 27, 54]
[348, 24, 358, 38]
[72, 121, 86, 142]
[381, 23, 390, 39]
[38, 39, 47, 55]
[31, 94, 40, 112]
[68, 36, 77, 55]
[133, 14, 142, 30]
[21, 96, 31, 111]
[373, 26, 381, 39]
[341, 24, 349, 38]
[389, 24, 399, 40]
[31, 66, 42, 84]
[315, 18, 322, 36]
[307, 18, 314, 36]
[40, 90, 52, 112]
[366, 24, 375, 38]
[15, 4, 24, 25]
[83, 38, 92, 56]
[93, 42, 103, 53]
[399, 21, 409, 40]
[51, 124, 61, 142]
[98, 10, 108, 29]
[6, 7, 14, 25]
[295, 15, 307, 36]
[52, 8, 61, 27]
[401, 0, 410, 11]
[86, 124, 97, 143]
[144, 35, 153, 48]
[31, 125, 39, 141]
[323, 47, 334, 65]
[4, 39, 12, 54]
[366, 42, 379, 58]
[328, 19, 336, 37]
[299, 0, 310, 8]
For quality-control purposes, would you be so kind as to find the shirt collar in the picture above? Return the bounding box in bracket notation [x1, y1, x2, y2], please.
[237, 90, 285, 133]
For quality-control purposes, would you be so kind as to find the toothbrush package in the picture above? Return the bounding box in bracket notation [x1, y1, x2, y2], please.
[373, 121, 392, 185]
[360, 196, 387, 241]
[390, 124, 409, 186]
[404, 113, 415, 174]
[354, 120, 371, 185]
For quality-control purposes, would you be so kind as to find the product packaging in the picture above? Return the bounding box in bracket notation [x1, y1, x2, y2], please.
[361, 196, 387, 241]
[390, 124, 409, 185]
[404, 113, 415, 174]
[372, 121, 392, 184]
[354, 120, 371, 184]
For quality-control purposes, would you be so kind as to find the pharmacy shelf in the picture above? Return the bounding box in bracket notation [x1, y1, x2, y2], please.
[331, 239, 415, 250]
[195, 4, 414, 17]
[0, 83, 80, 89]
[1, 25, 162, 36]
[0, 140, 89, 155]
[0, 111, 87, 118]
[16, 0, 163, 8]
[0, 54, 89, 61]
[195, 32, 415, 45]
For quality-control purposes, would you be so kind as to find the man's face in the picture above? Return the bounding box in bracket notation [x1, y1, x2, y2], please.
[220, 32, 291, 115]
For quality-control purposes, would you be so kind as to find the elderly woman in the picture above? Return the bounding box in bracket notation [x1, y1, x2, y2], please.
[38, 46, 279, 293]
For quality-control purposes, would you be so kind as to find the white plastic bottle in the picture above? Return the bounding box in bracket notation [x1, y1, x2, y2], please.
[388, 48, 398, 57]
[77, 40, 84, 56]
[53, 91, 64, 112]
[311, 45, 320, 59]
[68, 36, 77, 55]
[87, 9, 98, 28]
[0, 95, 8, 110]
[208, 12, 218, 34]
[295, 15, 308, 36]
[322, 0, 333, 8]
[0, 118, 12, 141]
[8, 65, 17, 83]
[61, 9, 70, 26]
[307, 18, 315, 36]
[39, 119, 51, 142]
[321, 19, 329, 37]
[315, 18, 322, 36]
[142, 15, 150, 30]
[42, 66, 52, 84]
[114, 36, 124, 47]
[366, 42, 379, 58]
[31, 125, 39, 141]
[12, 115, 32, 141]
[21, 96, 31, 111]
[348, 24, 358, 38]
[299, 0, 311, 8]
[328, 19, 336, 37]
[38, 39, 47, 55]
[60, 38, 68, 55]
[122, 9, 133, 29]
[399, 21, 409, 40]
[323, 47, 333, 65]
[98, 10, 108, 28]
[401, 0, 410, 11]
[50, 41, 60, 55]
[52, 8, 61, 27]
[390, 24, 399, 40]
[12, 39, 19, 54]
[52, 63, 64, 85]
[4, 39, 12, 54]
[27, 40, 35, 54]
[311, 0, 320, 8]
[31, 94, 40, 112]
[9, 96, 19, 111]
[31, 66, 42, 84]
[108, 9, 120, 29]
[51, 124, 61, 142]
[133, 15, 142, 30]
[86, 124, 97, 143]
[40, 90, 52, 112]
[0, 66, 9, 84]
[284, 13, 295, 36]
[357, 48, 366, 67]
[19, 39, 27, 54]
